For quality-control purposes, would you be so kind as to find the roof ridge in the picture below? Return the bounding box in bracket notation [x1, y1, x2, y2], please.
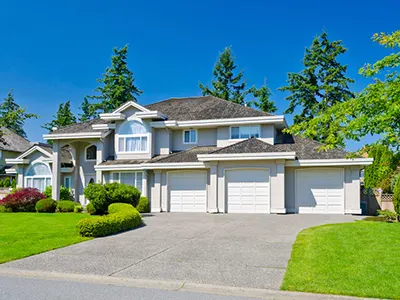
[144, 95, 212, 107]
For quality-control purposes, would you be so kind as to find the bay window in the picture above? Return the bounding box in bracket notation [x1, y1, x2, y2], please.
[230, 125, 260, 139]
[117, 120, 149, 153]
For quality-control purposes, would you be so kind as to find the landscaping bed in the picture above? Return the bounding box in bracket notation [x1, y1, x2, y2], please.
[0, 213, 93, 264]
[281, 221, 400, 299]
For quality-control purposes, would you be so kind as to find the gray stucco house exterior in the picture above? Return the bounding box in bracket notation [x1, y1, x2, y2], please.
[7, 96, 372, 214]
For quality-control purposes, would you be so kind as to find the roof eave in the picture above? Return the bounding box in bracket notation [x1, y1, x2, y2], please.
[286, 158, 374, 167]
[197, 152, 296, 162]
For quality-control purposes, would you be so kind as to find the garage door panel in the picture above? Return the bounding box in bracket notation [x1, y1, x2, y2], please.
[169, 171, 207, 212]
[226, 169, 270, 214]
[296, 169, 344, 214]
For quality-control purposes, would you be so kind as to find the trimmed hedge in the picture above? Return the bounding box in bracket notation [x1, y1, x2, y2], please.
[0, 188, 45, 212]
[136, 196, 150, 213]
[0, 205, 12, 213]
[35, 199, 57, 213]
[74, 204, 83, 213]
[44, 185, 73, 201]
[84, 182, 141, 214]
[77, 203, 142, 237]
[86, 203, 96, 215]
[56, 200, 77, 213]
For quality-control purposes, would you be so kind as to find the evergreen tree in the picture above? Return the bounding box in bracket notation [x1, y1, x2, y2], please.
[86, 45, 142, 117]
[78, 97, 97, 122]
[279, 32, 354, 142]
[200, 46, 249, 105]
[250, 81, 277, 113]
[42, 101, 76, 132]
[0, 90, 38, 137]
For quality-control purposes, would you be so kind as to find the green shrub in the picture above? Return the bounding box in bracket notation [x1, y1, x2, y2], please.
[86, 202, 96, 215]
[0, 205, 12, 213]
[74, 204, 83, 213]
[377, 209, 397, 222]
[56, 200, 76, 213]
[363, 216, 387, 222]
[35, 199, 57, 213]
[84, 182, 141, 214]
[77, 203, 141, 237]
[44, 185, 73, 201]
[136, 196, 150, 213]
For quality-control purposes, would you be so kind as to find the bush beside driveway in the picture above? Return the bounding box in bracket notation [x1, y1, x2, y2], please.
[281, 221, 400, 299]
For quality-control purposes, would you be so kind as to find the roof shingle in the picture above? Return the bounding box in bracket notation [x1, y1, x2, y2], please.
[0, 127, 31, 152]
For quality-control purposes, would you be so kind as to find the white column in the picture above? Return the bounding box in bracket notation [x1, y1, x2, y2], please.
[16, 166, 24, 188]
[161, 171, 168, 212]
[208, 163, 218, 213]
[270, 160, 286, 214]
[52, 141, 61, 201]
[95, 141, 103, 184]
[151, 170, 161, 212]
[142, 171, 148, 197]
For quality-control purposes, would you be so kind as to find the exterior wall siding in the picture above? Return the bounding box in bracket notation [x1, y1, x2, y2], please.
[217, 124, 275, 147]
[171, 128, 217, 151]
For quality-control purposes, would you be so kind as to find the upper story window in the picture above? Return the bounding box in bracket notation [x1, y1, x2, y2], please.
[183, 129, 197, 144]
[230, 126, 260, 139]
[85, 145, 97, 161]
[117, 120, 149, 153]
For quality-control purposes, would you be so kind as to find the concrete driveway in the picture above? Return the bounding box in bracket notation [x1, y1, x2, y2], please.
[0, 213, 359, 290]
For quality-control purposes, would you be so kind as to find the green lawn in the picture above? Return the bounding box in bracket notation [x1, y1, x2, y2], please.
[0, 213, 93, 264]
[281, 221, 400, 299]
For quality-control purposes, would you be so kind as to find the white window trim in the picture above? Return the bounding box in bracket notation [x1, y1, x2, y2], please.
[115, 133, 150, 154]
[24, 162, 52, 192]
[64, 176, 72, 189]
[110, 171, 144, 192]
[229, 125, 261, 140]
[183, 129, 197, 144]
[85, 144, 97, 162]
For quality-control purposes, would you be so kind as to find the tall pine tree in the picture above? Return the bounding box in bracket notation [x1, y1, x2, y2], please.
[279, 32, 354, 142]
[43, 101, 76, 132]
[250, 80, 277, 113]
[0, 90, 38, 137]
[78, 97, 97, 122]
[83, 45, 142, 118]
[200, 47, 249, 105]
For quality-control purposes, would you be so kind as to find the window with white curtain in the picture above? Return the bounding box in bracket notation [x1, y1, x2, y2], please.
[111, 171, 144, 192]
[117, 120, 149, 153]
[25, 162, 52, 192]
[230, 126, 260, 139]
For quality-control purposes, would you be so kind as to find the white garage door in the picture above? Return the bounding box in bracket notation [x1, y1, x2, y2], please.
[169, 171, 207, 212]
[296, 168, 344, 214]
[226, 169, 270, 213]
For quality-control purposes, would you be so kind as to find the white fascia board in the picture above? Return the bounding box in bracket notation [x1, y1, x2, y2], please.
[92, 123, 116, 130]
[95, 162, 207, 171]
[43, 131, 107, 140]
[17, 146, 53, 159]
[150, 115, 286, 129]
[5, 158, 30, 165]
[135, 111, 168, 120]
[61, 167, 74, 173]
[197, 152, 296, 162]
[5, 168, 17, 174]
[113, 101, 150, 114]
[286, 158, 374, 167]
[99, 113, 126, 121]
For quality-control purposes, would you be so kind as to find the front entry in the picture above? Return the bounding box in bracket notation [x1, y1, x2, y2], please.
[168, 171, 207, 212]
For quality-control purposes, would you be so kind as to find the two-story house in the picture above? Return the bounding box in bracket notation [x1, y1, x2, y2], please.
[7, 96, 372, 214]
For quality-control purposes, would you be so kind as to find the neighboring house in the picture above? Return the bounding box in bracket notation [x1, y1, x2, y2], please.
[0, 127, 31, 172]
[6, 96, 372, 214]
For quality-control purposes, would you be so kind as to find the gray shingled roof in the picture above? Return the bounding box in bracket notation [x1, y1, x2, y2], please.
[99, 159, 146, 166]
[0, 127, 31, 152]
[145, 96, 273, 121]
[50, 119, 108, 134]
[210, 136, 349, 159]
[149, 146, 219, 163]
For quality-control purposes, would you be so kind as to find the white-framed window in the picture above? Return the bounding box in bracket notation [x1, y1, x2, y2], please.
[25, 162, 52, 192]
[110, 171, 143, 192]
[183, 129, 197, 144]
[64, 176, 72, 189]
[116, 120, 149, 153]
[85, 144, 97, 161]
[230, 125, 260, 139]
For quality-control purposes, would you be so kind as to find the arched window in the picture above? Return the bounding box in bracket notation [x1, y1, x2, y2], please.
[85, 144, 97, 161]
[25, 162, 52, 192]
[117, 120, 149, 153]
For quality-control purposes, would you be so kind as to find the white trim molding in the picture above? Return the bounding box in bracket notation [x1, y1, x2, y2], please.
[99, 112, 126, 121]
[94, 162, 207, 172]
[286, 158, 373, 167]
[197, 152, 296, 162]
[135, 111, 167, 120]
[43, 130, 112, 140]
[151, 115, 287, 129]
[16, 145, 53, 160]
[113, 101, 150, 114]
[5, 158, 30, 165]
[92, 123, 116, 130]
[61, 167, 74, 173]
[345, 209, 362, 215]
[5, 168, 17, 174]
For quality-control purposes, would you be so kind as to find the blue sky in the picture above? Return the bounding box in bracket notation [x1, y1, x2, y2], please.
[0, 0, 398, 150]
